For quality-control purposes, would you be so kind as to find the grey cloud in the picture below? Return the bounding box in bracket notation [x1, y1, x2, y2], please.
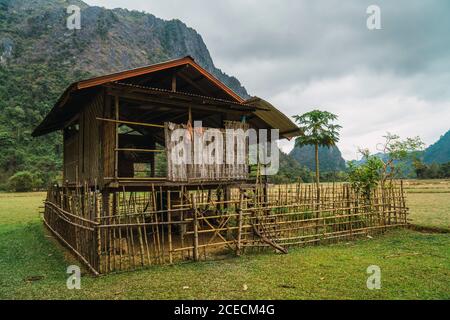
[85, 0, 450, 158]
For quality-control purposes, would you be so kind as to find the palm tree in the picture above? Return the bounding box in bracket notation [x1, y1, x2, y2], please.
[293, 110, 342, 202]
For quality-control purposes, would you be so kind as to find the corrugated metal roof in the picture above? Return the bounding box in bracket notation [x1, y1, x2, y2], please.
[113, 82, 250, 107]
[32, 57, 301, 140]
[75, 56, 244, 103]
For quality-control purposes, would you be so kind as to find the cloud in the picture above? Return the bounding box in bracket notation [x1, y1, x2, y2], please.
[85, 0, 450, 159]
[272, 71, 450, 158]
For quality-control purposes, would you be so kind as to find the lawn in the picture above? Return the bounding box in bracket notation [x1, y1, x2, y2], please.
[0, 183, 449, 300]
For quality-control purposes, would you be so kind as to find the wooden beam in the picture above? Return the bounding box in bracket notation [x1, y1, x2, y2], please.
[96, 117, 164, 128]
[105, 88, 254, 113]
[171, 72, 177, 92]
[177, 73, 211, 96]
[105, 83, 254, 109]
[116, 148, 164, 153]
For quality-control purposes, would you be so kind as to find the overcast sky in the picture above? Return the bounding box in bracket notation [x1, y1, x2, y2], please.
[85, 0, 450, 159]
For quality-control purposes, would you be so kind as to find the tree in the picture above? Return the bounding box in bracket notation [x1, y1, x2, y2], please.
[413, 158, 428, 179]
[8, 171, 34, 192]
[293, 110, 342, 201]
[375, 133, 425, 186]
[348, 150, 384, 200]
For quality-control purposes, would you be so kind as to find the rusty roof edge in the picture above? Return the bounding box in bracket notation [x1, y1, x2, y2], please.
[111, 82, 252, 107]
[75, 56, 244, 103]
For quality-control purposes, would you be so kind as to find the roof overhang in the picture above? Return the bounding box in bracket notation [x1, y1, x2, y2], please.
[245, 97, 302, 140]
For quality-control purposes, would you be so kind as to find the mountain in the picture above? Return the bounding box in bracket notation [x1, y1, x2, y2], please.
[289, 145, 346, 172]
[0, 0, 250, 187]
[270, 150, 312, 184]
[0, 0, 249, 98]
[424, 130, 450, 164]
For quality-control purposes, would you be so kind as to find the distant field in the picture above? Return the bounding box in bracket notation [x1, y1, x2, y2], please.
[0, 192, 45, 231]
[404, 179, 450, 230]
[0, 182, 448, 300]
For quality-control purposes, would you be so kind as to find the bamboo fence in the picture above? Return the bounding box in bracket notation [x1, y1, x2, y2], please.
[43, 181, 409, 274]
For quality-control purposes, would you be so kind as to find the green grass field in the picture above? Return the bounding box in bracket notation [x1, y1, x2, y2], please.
[0, 181, 449, 300]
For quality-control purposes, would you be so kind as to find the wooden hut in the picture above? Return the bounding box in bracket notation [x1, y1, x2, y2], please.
[33, 57, 408, 274]
[33, 56, 300, 190]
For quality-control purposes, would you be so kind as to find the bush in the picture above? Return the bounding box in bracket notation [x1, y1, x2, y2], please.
[8, 171, 34, 192]
[348, 156, 383, 200]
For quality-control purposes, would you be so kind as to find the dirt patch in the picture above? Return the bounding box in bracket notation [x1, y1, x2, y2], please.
[408, 224, 450, 234]
[23, 275, 44, 283]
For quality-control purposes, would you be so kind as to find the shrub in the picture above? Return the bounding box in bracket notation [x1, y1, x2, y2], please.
[348, 156, 383, 200]
[8, 171, 34, 192]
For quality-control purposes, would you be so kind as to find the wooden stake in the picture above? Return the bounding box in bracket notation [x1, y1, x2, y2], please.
[167, 190, 173, 264]
[236, 191, 244, 256]
[192, 195, 199, 262]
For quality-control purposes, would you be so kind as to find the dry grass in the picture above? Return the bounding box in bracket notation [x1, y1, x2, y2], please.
[404, 180, 450, 230]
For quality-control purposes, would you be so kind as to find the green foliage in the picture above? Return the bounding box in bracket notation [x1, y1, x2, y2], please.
[293, 110, 342, 190]
[269, 150, 312, 184]
[414, 159, 450, 179]
[155, 148, 168, 177]
[378, 133, 425, 162]
[0, 62, 84, 186]
[348, 156, 383, 199]
[374, 133, 425, 184]
[289, 144, 346, 172]
[293, 110, 342, 148]
[320, 171, 348, 182]
[424, 130, 450, 164]
[7, 171, 34, 192]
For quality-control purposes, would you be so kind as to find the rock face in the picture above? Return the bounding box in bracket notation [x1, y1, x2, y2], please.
[289, 145, 347, 172]
[0, 0, 249, 98]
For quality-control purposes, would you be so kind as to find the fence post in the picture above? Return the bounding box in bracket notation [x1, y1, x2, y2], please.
[236, 191, 244, 256]
[400, 180, 407, 224]
[346, 184, 353, 238]
[167, 190, 173, 264]
[192, 195, 199, 262]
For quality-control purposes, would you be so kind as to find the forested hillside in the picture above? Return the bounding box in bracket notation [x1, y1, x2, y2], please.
[424, 130, 450, 164]
[289, 144, 346, 172]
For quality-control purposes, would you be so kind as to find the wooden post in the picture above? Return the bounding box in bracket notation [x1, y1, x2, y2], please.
[236, 191, 244, 256]
[171, 72, 177, 92]
[95, 188, 101, 273]
[180, 186, 186, 259]
[346, 184, 353, 238]
[192, 195, 199, 262]
[167, 190, 173, 264]
[400, 180, 407, 224]
[114, 96, 119, 180]
[101, 190, 110, 273]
